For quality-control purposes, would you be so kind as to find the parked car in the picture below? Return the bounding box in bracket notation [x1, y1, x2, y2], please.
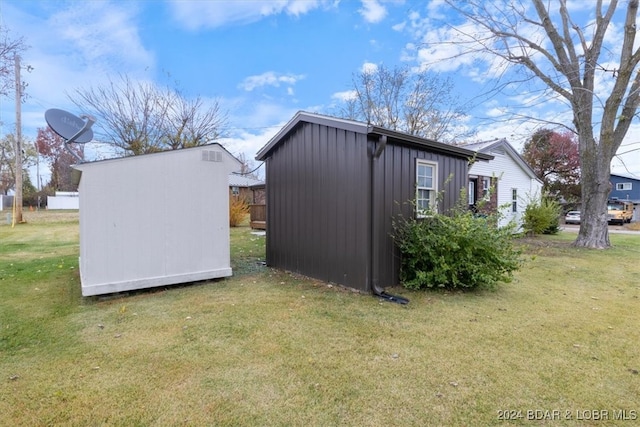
[565, 211, 581, 225]
[607, 200, 634, 225]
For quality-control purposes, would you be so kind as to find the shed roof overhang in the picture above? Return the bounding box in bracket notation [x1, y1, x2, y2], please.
[368, 126, 493, 162]
[255, 111, 493, 162]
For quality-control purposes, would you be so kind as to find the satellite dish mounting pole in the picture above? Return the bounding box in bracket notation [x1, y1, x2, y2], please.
[64, 114, 95, 163]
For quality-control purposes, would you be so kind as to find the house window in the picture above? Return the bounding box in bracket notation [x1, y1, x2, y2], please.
[616, 182, 632, 191]
[416, 160, 437, 217]
[231, 186, 240, 196]
[511, 188, 518, 213]
[482, 177, 491, 198]
[468, 180, 475, 205]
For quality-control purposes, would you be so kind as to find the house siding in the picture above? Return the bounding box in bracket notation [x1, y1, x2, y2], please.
[468, 147, 542, 229]
[609, 174, 640, 222]
[609, 174, 640, 202]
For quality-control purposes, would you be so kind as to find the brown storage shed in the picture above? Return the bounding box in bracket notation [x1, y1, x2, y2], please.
[256, 112, 491, 297]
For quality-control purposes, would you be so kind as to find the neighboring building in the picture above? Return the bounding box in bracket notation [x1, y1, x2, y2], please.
[228, 173, 264, 203]
[609, 172, 640, 221]
[0, 194, 13, 211]
[47, 191, 79, 210]
[255, 111, 491, 296]
[463, 139, 544, 229]
[74, 144, 241, 296]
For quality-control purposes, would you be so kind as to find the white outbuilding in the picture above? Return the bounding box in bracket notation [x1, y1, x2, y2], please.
[73, 144, 241, 296]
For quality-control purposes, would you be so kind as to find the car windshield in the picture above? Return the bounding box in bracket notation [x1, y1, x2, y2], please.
[608, 205, 622, 210]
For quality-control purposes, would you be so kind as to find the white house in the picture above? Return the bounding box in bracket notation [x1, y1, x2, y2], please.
[464, 139, 543, 229]
[73, 144, 241, 296]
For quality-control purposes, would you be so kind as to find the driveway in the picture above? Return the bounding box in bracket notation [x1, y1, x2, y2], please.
[561, 224, 640, 235]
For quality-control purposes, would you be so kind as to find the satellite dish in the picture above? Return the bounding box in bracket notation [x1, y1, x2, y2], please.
[45, 108, 94, 144]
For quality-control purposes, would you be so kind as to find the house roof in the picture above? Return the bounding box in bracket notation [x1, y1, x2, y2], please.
[461, 138, 542, 183]
[255, 111, 493, 162]
[228, 174, 264, 187]
[610, 172, 640, 181]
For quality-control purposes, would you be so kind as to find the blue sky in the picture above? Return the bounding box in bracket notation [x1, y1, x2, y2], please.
[1, 0, 639, 184]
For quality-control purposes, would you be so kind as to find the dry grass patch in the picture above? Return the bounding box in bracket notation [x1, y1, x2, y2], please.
[2, 213, 640, 426]
[626, 221, 640, 231]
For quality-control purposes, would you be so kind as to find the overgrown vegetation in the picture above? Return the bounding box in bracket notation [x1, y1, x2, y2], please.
[522, 195, 561, 235]
[229, 196, 250, 227]
[393, 200, 521, 291]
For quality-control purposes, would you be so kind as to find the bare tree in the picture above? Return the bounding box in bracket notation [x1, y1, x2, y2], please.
[439, 0, 640, 248]
[341, 64, 472, 143]
[0, 25, 26, 99]
[69, 74, 227, 155]
[163, 94, 227, 150]
[234, 152, 261, 179]
[1, 26, 28, 221]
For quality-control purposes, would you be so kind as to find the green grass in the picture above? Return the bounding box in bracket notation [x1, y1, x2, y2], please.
[1, 212, 640, 426]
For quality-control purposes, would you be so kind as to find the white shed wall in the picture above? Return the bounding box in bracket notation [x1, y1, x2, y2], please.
[469, 148, 542, 229]
[75, 145, 240, 296]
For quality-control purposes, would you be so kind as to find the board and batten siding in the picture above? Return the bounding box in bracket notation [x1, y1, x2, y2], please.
[468, 146, 542, 229]
[265, 122, 371, 291]
[372, 141, 469, 289]
[264, 121, 470, 292]
[75, 145, 240, 296]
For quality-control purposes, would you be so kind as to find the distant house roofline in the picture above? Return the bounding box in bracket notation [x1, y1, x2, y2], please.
[228, 173, 264, 188]
[256, 111, 492, 162]
[462, 138, 542, 183]
[610, 172, 640, 181]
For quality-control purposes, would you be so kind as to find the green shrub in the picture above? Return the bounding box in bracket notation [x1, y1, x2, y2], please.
[522, 196, 561, 235]
[392, 202, 521, 291]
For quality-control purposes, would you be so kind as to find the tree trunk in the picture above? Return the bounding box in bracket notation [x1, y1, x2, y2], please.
[573, 151, 611, 249]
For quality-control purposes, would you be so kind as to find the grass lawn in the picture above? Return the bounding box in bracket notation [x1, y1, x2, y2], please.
[1, 211, 639, 426]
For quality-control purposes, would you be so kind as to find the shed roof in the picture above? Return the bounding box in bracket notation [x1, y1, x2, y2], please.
[462, 138, 541, 183]
[74, 143, 241, 171]
[256, 111, 492, 162]
[73, 143, 241, 185]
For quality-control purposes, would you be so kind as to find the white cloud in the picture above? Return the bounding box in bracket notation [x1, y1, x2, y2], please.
[361, 62, 378, 73]
[238, 72, 306, 91]
[0, 1, 154, 137]
[359, 0, 387, 24]
[392, 21, 406, 32]
[613, 123, 640, 175]
[167, 0, 330, 30]
[331, 90, 357, 101]
[217, 100, 300, 177]
[48, 1, 153, 73]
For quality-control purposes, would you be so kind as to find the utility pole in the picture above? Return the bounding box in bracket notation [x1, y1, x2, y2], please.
[14, 54, 23, 224]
